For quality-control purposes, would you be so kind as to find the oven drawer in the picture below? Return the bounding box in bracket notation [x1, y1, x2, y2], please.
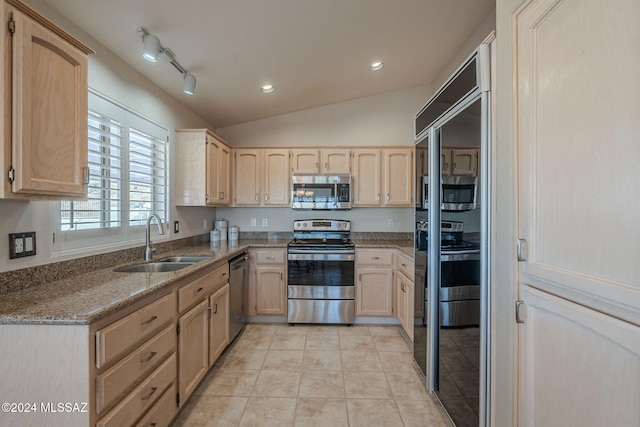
[440, 300, 480, 327]
[440, 285, 480, 301]
[288, 285, 354, 300]
[288, 299, 355, 324]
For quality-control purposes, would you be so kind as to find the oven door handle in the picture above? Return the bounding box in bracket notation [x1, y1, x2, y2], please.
[288, 251, 355, 261]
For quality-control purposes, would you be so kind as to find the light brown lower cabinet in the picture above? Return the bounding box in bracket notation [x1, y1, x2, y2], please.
[209, 284, 230, 364]
[396, 270, 414, 341]
[96, 354, 176, 427]
[355, 249, 394, 317]
[177, 267, 230, 407]
[248, 248, 287, 316]
[178, 299, 210, 402]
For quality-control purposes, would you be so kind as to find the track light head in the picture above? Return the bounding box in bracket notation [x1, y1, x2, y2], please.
[183, 74, 196, 95]
[141, 34, 161, 62]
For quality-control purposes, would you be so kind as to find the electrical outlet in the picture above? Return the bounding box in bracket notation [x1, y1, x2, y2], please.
[15, 237, 24, 253]
[387, 218, 394, 228]
[174, 220, 180, 233]
[262, 218, 268, 227]
[9, 232, 36, 259]
[250, 218, 257, 227]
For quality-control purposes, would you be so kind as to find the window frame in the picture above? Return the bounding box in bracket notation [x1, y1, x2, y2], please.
[53, 90, 170, 254]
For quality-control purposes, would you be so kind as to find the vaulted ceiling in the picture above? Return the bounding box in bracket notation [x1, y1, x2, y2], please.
[39, 0, 495, 128]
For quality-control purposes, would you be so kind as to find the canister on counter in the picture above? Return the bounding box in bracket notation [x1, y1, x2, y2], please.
[215, 219, 228, 240]
[210, 229, 221, 245]
[228, 225, 239, 241]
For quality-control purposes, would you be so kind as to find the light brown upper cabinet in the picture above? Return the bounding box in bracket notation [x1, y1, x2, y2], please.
[175, 129, 232, 206]
[1, 0, 94, 199]
[353, 148, 413, 207]
[383, 148, 413, 206]
[442, 148, 479, 176]
[233, 148, 290, 207]
[291, 149, 320, 174]
[291, 148, 351, 175]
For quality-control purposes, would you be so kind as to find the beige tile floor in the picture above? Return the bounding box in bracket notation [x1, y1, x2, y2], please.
[172, 324, 454, 427]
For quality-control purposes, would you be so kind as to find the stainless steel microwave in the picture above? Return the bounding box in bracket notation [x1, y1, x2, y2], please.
[292, 175, 351, 210]
[422, 175, 477, 211]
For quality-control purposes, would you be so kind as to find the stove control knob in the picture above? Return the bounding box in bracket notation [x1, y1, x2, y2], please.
[303, 223, 308, 227]
[295, 223, 301, 228]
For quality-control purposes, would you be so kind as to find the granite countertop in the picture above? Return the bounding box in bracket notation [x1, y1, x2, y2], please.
[353, 239, 414, 256]
[0, 238, 413, 326]
[0, 240, 286, 326]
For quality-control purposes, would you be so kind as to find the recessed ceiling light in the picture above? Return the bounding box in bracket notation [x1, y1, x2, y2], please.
[369, 61, 384, 71]
[261, 84, 275, 93]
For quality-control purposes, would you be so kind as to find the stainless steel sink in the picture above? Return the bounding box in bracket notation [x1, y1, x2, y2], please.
[157, 256, 211, 263]
[114, 262, 195, 273]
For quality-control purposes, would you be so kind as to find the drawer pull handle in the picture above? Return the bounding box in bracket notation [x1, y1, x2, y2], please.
[266, 256, 275, 260]
[372, 256, 380, 260]
[195, 287, 204, 294]
[141, 351, 157, 363]
[213, 302, 218, 314]
[141, 315, 158, 326]
[141, 387, 158, 401]
[222, 272, 227, 277]
[401, 263, 407, 267]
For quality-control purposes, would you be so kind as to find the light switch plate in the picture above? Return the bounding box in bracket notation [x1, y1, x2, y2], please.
[9, 232, 36, 259]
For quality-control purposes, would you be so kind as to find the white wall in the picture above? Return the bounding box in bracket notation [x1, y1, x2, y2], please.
[218, 86, 431, 148]
[217, 86, 431, 233]
[0, 0, 218, 272]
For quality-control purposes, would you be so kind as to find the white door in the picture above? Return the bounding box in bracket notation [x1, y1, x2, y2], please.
[514, 0, 640, 425]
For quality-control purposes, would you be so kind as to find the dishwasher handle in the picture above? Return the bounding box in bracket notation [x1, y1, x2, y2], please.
[230, 253, 249, 270]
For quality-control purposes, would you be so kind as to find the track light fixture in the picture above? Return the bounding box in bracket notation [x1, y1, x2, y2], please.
[137, 27, 197, 96]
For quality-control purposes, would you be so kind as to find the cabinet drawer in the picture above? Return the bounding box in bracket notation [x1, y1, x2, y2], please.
[178, 264, 229, 313]
[255, 249, 285, 264]
[97, 353, 176, 427]
[135, 384, 177, 427]
[397, 253, 414, 278]
[356, 249, 393, 266]
[96, 292, 176, 369]
[96, 325, 176, 414]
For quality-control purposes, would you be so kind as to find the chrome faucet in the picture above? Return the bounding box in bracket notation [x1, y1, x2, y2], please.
[145, 214, 165, 261]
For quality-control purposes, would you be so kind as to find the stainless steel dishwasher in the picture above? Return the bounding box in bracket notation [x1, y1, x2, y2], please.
[228, 252, 248, 341]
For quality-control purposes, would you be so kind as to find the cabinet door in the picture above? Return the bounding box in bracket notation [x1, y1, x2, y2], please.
[322, 149, 351, 174]
[11, 8, 88, 197]
[291, 149, 320, 174]
[356, 268, 394, 316]
[255, 266, 286, 315]
[397, 271, 414, 341]
[178, 299, 209, 405]
[219, 144, 231, 205]
[450, 148, 478, 176]
[383, 148, 413, 206]
[441, 150, 452, 176]
[396, 272, 406, 328]
[517, 286, 640, 426]
[263, 149, 290, 206]
[234, 149, 261, 205]
[205, 137, 220, 205]
[209, 284, 229, 365]
[352, 149, 381, 206]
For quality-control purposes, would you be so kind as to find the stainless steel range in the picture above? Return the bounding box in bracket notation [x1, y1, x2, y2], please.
[417, 220, 480, 327]
[287, 219, 355, 324]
